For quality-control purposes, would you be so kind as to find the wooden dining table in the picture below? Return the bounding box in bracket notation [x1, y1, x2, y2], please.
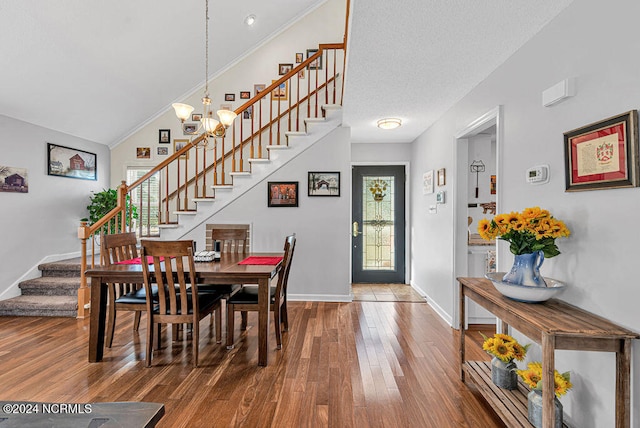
[86, 252, 283, 366]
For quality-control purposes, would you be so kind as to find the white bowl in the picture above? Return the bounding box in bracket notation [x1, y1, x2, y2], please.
[485, 272, 567, 303]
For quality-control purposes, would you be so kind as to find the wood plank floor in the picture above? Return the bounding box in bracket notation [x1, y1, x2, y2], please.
[352, 283, 425, 302]
[0, 302, 504, 427]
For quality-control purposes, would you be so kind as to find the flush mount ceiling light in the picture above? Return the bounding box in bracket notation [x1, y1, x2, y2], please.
[244, 14, 256, 26]
[172, 0, 237, 139]
[377, 118, 402, 130]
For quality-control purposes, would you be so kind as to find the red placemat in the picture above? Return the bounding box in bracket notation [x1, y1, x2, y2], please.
[238, 256, 283, 265]
[114, 256, 166, 265]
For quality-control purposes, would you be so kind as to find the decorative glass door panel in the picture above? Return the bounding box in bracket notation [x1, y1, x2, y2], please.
[352, 166, 405, 283]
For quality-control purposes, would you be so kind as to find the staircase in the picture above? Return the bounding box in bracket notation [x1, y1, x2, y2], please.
[0, 259, 80, 317]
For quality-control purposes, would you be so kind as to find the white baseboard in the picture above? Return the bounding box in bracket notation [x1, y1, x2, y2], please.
[0, 251, 80, 300]
[410, 279, 453, 327]
[288, 293, 352, 302]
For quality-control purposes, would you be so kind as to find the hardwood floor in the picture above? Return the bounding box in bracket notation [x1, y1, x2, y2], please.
[352, 283, 425, 302]
[0, 302, 504, 427]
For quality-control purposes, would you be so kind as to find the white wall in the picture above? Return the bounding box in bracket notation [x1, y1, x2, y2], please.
[0, 115, 110, 298]
[110, 0, 346, 187]
[182, 126, 352, 300]
[410, 0, 640, 426]
[351, 142, 412, 163]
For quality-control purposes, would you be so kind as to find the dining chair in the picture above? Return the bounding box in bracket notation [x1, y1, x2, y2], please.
[101, 232, 149, 348]
[140, 239, 223, 367]
[199, 225, 250, 299]
[226, 234, 296, 350]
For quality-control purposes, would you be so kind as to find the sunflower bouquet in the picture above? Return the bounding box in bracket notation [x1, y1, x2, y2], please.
[517, 362, 573, 398]
[481, 333, 530, 363]
[478, 207, 570, 257]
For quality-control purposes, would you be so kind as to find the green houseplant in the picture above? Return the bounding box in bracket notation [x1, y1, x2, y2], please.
[84, 188, 138, 234]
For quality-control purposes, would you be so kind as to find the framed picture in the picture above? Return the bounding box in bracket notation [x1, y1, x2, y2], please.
[136, 147, 151, 159]
[436, 190, 446, 204]
[254, 84, 265, 95]
[191, 113, 202, 121]
[308, 171, 340, 196]
[271, 80, 288, 102]
[157, 147, 168, 156]
[490, 175, 496, 194]
[240, 91, 251, 99]
[279, 63, 293, 75]
[295, 52, 304, 63]
[422, 170, 434, 194]
[564, 110, 639, 191]
[243, 105, 253, 119]
[159, 129, 170, 144]
[267, 181, 298, 207]
[183, 123, 198, 135]
[437, 168, 446, 186]
[0, 166, 28, 193]
[306, 49, 322, 70]
[174, 139, 190, 159]
[297, 69, 306, 80]
[225, 93, 235, 102]
[219, 104, 232, 111]
[47, 143, 97, 181]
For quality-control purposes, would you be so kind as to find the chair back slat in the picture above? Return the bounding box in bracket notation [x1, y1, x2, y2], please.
[211, 226, 250, 254]
[101, 232, 138, 266]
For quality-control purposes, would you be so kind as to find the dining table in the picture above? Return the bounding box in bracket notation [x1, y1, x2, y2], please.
[85, 252, 284, 366]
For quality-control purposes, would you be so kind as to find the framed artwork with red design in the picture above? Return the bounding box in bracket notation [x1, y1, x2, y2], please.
[564, 110, 639, 191]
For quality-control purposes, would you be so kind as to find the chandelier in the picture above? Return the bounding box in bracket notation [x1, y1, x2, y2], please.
[172, 0, 236, 138]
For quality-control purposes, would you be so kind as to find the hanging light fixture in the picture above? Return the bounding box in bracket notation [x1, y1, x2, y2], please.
[172, 0, 236, 138]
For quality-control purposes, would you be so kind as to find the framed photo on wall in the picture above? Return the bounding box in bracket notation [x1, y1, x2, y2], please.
[271, 80, 288, 102]
[47, 143, 97, 181]
[306, 49, 322, 70]
[174, 139, 190, 159]
[437, 168, 446, 186]
[267, 181, 298, 207]
[159, 129, 170, 144]
[564, 110, 639, 191]
[422, 170, 434, 194]
[308, 171, 340, 196]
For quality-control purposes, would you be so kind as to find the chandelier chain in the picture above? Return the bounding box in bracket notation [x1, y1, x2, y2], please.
[204, 0, 209, 99]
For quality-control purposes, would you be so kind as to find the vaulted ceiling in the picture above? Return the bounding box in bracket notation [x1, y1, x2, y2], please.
[0, 0, 574, 147]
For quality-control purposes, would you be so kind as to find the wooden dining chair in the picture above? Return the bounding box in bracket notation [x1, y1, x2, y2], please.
[101, 232, 149, 348]
[226, 234, 296, 350]
[140, 239, 223, 367]
[199, 225, 250, 299]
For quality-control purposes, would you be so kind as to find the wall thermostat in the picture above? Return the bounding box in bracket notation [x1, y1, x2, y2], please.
[526, 165, 550, 184]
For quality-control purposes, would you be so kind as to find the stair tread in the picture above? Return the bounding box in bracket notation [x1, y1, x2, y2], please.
[20, 276, 80, 288]
[0, 295, 76, 309]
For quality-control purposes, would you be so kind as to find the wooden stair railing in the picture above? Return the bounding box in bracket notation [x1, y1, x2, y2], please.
[76, 43, 344, 318]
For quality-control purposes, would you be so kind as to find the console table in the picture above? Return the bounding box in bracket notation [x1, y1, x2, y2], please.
[458, 277, 638, 428]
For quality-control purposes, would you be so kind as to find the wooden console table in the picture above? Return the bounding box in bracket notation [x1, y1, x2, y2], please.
[458, 277, 638, 428]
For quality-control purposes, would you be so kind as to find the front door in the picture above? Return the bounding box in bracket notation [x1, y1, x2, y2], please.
[352, 165, 406, 283]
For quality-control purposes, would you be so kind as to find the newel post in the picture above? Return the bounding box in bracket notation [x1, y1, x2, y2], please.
[117, 180, 128, 233]
[77, 220, 91, 319]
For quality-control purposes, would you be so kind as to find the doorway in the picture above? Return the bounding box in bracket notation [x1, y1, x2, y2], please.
[351, 165, 406, 283]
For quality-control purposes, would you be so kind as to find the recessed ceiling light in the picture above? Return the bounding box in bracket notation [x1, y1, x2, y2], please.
[377, 118, 402, 130]
[244, 14, 256, 26]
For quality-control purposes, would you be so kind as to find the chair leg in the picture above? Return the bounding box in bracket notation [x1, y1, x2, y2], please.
[133, 311, 142, 331]
[274, 308, 282, 350]
[282, 300, 289, 332]
[193, 319, 199, 368]
[241, 311, 248, 330]
[226, 303, 235, 349]
[145, 315, 153, 367]
[156, 324, 162, 350]
[215, 305, 222, 344]
[106, 300, 116, 348]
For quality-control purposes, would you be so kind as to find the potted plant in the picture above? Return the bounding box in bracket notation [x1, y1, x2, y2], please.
[517, 362, 572, 428]
[481, 332, 530, 390]
[83, 188, 138, 234]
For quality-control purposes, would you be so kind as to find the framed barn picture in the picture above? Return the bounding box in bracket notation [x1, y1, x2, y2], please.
[267, 181, 298, 207]
[308, 171, 340, 196]
[47, 143, 97, 181]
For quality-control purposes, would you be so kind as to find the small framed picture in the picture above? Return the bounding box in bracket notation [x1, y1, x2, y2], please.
[271, 80, 288, 102]
[564, 110, 639, 191]
[243, 105, 253, 119]
[174, 139, 190, 159]
[267, 181, 298, 207]
[0, 166, 29, 193]
[183, 123, 198, 135]
[308, 172, 340, 197]
[157, 146, 168, 156]
[136, 147, 151, 159]
[219, 104, 232, 111]
[295, 52, 304, 63]
[279, 63, 293, 75]
[240, 91, 251, 99]
[306, 49, 322, 70]
[159, 129, 170, 144]
[437, 168, 446, 186]
[254, 84, 266, 95]
[436, 190, 446, 204]
[225, 93, 235, 102]
[423, 170, 434, 194]
[298, 69, 305, 80]
[490, 175, 496, 194]
[191, 113, 202, 121]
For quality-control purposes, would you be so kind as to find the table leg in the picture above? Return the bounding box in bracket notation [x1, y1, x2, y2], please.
[541, 333, 555, 428]
[615, 339, 631, 428]
[88, 276, 107, 362]
[258, 277, 270, 366]
[458, 282, 465, 382]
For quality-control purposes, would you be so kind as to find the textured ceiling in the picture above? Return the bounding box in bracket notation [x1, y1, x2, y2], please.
[342, 0, 574, 144]
[0, 0, 574, 146]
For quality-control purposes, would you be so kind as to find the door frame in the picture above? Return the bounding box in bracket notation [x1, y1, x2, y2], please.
[451, 106, 503, 329]
[350, 161, 411, 287]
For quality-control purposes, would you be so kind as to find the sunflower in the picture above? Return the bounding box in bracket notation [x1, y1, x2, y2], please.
[516, 367, 541, 389]
[480, 333, 528, 363]
[511, 343, 527, 361]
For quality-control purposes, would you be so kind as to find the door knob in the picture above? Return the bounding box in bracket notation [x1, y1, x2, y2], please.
[352, 221, 362, 237]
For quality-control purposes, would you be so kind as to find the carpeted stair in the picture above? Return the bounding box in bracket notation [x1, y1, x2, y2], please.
[0, 258, 80, 317]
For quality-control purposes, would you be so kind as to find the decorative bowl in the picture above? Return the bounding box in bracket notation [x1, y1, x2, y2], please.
[485, 272, 566, 303]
